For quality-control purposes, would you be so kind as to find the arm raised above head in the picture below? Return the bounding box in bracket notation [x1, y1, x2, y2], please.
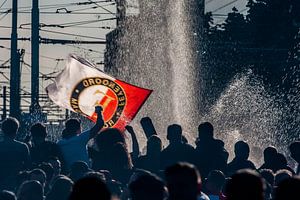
[89, 106, 104, 139]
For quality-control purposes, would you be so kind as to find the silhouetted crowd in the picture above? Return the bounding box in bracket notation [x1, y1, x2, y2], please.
[0, 107, 299, 200]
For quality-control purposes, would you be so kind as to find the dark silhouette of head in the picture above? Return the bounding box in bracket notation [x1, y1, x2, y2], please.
[234, 141, 250, 160]
[129, 173, 166, 200]
[205, 170, 226, 194]
[198, 122, 214, 141]
[45, 176, 73, 200]
[69, 176, 111, 200]
[83, 171, 106, 182]
[96, 128, 125, 150]
[30, 123, 47, 144]
[289, 141, 300, 163]
[69, 161, 90, 182]
[48, 157, 61, 176]
[146, 135, 162, 155]
[17, 180, 44, 200]
[274, 153, 289, 170]
[274, 176, 300, 200]
[29, 169, 47, 187]
[259, 169, 274, 186]
[274, 169, 292, 187]
[167, 124, 182, 144]
[38, 163, 54, 184]
[263, 146, 277, 164]
[1, 117, 19, 138]
[225, 169, 265, 200]
[65, 118, 81, 135]
[0, 190, 16, 200]
[165, 162, 201, 200]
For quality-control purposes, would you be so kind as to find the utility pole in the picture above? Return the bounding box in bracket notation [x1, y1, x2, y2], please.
[2, 86, 7, 121]
[10, 0, 21, 120]
[116, 0, 126, 27]
[30, 0, 41, 114]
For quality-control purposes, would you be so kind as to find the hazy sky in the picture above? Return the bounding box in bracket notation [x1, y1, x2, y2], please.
[0, 0, 247, 113]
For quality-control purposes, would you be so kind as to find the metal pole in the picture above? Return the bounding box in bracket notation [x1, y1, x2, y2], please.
[2, 86, 7, 120]
[30, 0, 41, 113]
[10, 0, 21, 120]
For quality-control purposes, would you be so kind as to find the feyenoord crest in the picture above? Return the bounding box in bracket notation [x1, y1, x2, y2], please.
[70, 77, 126, 128]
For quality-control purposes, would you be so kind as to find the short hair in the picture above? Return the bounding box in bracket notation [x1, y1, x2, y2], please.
[95, 128, 125, 149]
[29, 169, 47, 186]
[225, 169, 265, 200]
[65, 118, 81, 133]
[167, 124, 182, 142]
[274, 169, 292, 186]
[165, 162, 201, 199]
[69, 177, 111, 200]
[38, 163, 54, 182]
[30, 123, 47, 139]
[0, 190, 17, 200]
[129, 173, 166, 200]
[147, 135, 162, 154]
[234, 141, 250, 158]
[198, 122, 214, 139]
[1, 117, 19, 136]
[289, 141, 300, 154]
[259, 169, 274, 185]
[207, 170, 226, 191]
[17, 180, 44, 200]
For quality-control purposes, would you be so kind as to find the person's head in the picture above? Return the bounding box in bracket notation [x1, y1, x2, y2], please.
[38, 163, 54, 185]
[263, 146, 277, 164]
[48, 157, 61, 176]
[65, 118, 81, 135]
[17, 180, 44, 200]
[129, 173, 167, 200]
[225, 169, 265, 200]
[198, 122, 214, 140]
[69, 161, 90, 182]
[205, 170, 226, 194]
[147, 135, 163, 155]
[274, 169, 292, 187]
[84, 171, 106, 182]
[234, 141, 250, 160]
[259, 169, 274, 186]
[29, 169, 47, 187]
[165, 162, 201, 200]
[289, 141, 300, 163]
[96, 128, 125, 150]
[69, 176, 111, 200]
[1, 117, 19, 138]
[274, 176, 300, 200]
[46, 176, 73, 200]
[30, 123, 47, 144]
[0, 190, 16, 200]
[167, 124, 182, 144]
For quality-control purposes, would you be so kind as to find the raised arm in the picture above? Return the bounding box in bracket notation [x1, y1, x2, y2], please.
[89, 106, 104, 139]
[125, 125, 140, 159]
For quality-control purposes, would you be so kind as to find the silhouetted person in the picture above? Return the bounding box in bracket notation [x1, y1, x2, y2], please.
[0, 190, 16, 200]
[289, 141, 300, 175]
[0, 117, 30, 190]
[69, 176, 111, 200]
[38, 163, 54, 192]
[273, 153, 294, 173]
[48, 157, 61, 178]
[259, 169, 274, 200]
[165, 162, 209, 200]
[195, 122, 228, 178]
[225, 169, 265, 200]
[273, 176, 300, 200]
[45, 176, 73, 200]
[274, 169, 292, 187]
[227, 141, 256, 176]
[17, 180, 44, 200]
[203, 170, 226, 200]
[69, 161, 90, 182]
[259, 146, 278, 172]
[129, 173, 166, 200]
[135, 135, 162, 173]
[91, 128, 125, 171]
[57, 106, 104, 173]
[160, 124, 196, 169]
[29, 123, 62, 166]
[29, 169, 47, 189]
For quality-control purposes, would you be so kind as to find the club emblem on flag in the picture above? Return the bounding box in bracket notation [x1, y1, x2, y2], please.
[46, 54, 152, 131]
